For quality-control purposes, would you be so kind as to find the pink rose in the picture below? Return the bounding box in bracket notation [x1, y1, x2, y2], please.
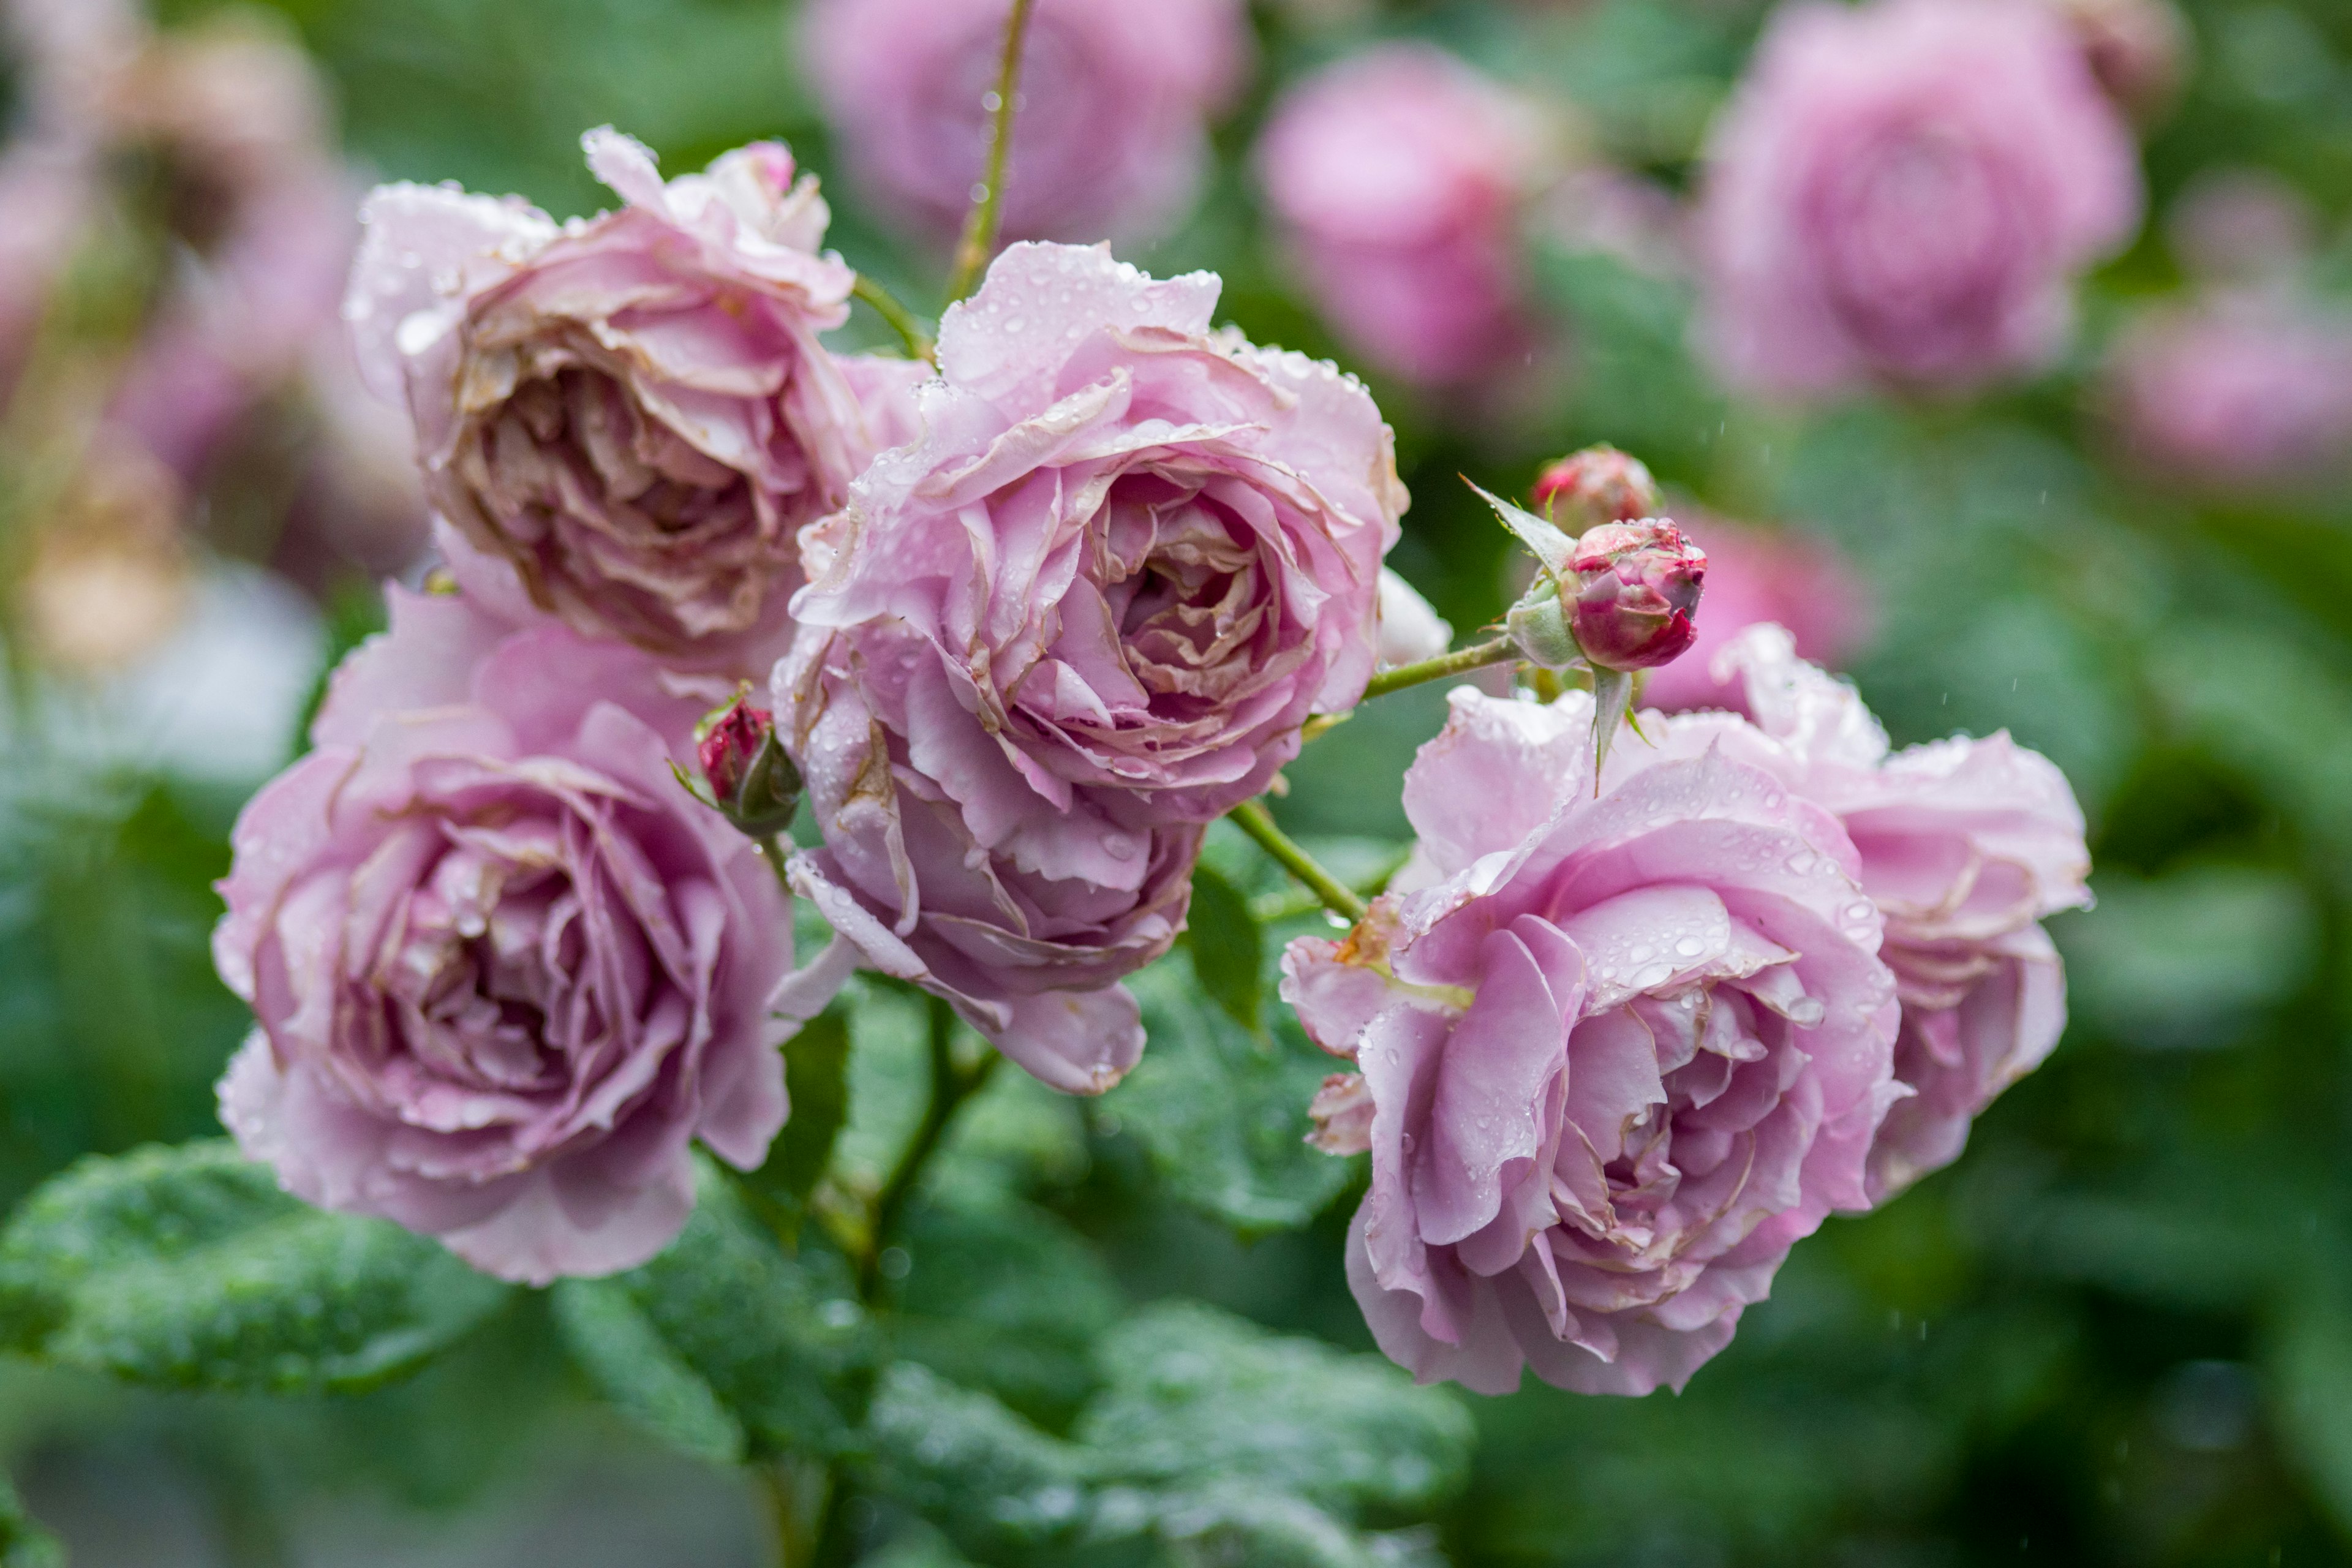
[1256, 43, 1546, 386]
[2106, 295, 2352, 492]
[1638, 518, 1869, 714]
[774, 620, 1203, 1096]
[212, 588, 793, 1284]
[801, 0, 1249, 247]
[1651, 625, 2090, 1200]
[1697, 0, 2142, 395]
[776, 241, 1404, 1091]
[346, 128, 924, 671]
[1286, 686, 1900, 1395]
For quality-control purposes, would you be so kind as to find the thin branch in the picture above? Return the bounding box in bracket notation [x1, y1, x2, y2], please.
[944, 0, 1038, 304]
[1229, 800, 1368, 924]
[1360, 636, 1518, 701]
[858, 993, 999, 1297]
[851, 274, 934, 363]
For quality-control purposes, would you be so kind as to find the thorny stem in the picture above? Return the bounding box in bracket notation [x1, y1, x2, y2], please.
[944, 0, 1038, 304]
[857, 992, 999, 1297]
[1360, 636, 1518, 701]
[1228, 800, 1368, 925]
[851, 274, 935, 363]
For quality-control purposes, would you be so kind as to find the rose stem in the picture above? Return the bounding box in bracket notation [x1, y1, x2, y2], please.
[1229, 800, 1368, 924]
[858, 992, 1000, 1298]
[1359, 635, 1518, 701]
[851, 274, 935, 363]
[944, 0, 1038, 304]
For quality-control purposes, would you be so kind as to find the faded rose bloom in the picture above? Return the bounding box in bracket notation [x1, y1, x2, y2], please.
[1640, 518, 1869, 714]
[1257, 43, 1549, 386]
[802, 0, 1249, 247]
[1286, 686, 1900, 1395]
[777, 241, 1404, 1090]
[2106, 294, 2352, 491]
[1697, 0, 2143, 396]
[1563, 519, 1706, 672]
[347, 128, 925, 671]
[1377, 567, 1453, 670]
[1653, 625, 2090, 1199]
[1531, 445, 1662, 530]
[213, 588, 793, 1284]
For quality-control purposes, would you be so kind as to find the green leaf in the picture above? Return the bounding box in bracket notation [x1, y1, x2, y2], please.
[1077, 1302, 1474, 1517]
[1178, 862, 1264, 1035]
[548, 1276, 746, 1466]
[861, 1363, 1106, 1565]
[1116, 959, 1358, 1236]
[888, 1189, 1125, 1428]
[1150, 1486, 1438, 1568]
[556, 1158, 871, 1462]
[2266, 1273, 2352, 1536]
[0, 1140, 511, 1393]
[734, 1003, 853, 1240]
[0, 1474, 62, 1568]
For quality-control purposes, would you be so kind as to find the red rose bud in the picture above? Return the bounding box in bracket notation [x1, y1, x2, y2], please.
[1531, 445, 1664, 530]
[693, 692, 802, 838]
[1566, 519, 1706, 671]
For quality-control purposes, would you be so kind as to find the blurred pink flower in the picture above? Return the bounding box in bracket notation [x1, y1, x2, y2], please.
[2167, 169, 2318, 286]
[347, 129, 922, 673]
[2106, 294, 2352, 492]
[1697, 0, 2142, 396]
[1640, 517, 1869, 713]
[802, 0, 1249, 247]
[1664, 625, 2091, 1199]
[1285, 685, 1900, 1395]
[214, 588, 793, 1284]
[774, 241, 1404, 1092]
[1256, 43, 1548, 386]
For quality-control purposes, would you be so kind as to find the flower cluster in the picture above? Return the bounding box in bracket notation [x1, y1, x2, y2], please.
[202, 0, 2099, 1403]
[215, 131, 1409, 1280]
[1285, 627, 2084, 1395]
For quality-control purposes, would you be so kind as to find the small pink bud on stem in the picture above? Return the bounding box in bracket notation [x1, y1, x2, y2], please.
[1531, 444, 1664, 530]
[686, 688, 803, 840]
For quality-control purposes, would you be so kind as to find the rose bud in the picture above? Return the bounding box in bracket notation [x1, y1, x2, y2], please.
[1529, 444, 1662, 530]
[695, 690, 802, 840]
[1564, 519, 1706, 673]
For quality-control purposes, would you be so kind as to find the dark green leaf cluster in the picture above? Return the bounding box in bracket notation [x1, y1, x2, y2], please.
[0, 1141, 511, 1393]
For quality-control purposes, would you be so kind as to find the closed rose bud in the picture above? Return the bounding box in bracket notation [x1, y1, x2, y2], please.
[1566, 519, 1706, 671]
[1529, 444, 1662, 530]
[695, 692, 801, 839]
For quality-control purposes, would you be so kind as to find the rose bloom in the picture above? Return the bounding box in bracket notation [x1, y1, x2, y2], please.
[1657, 625, 2090, 1198]
[213, 587, 793, 1284]
[1286, 686, 1901, 1395]
[346, 128, 924, 670]
[2106, 295, 2352, 492]
[777, 241, 1404, 1092]
[802, 0, 1249, 247]
[1256, 43, 1546, 386]
[1640, 518, 1869, 714]
[1697, 0, 2142, 396]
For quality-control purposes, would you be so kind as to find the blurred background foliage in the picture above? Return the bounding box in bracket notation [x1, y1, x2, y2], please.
[4, 0, 2352, 1562]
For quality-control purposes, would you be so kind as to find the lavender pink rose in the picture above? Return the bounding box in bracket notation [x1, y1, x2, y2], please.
[1256, 43, 1544, 387]
[346, 129, 923, 671]
[213, 587, 793, 1284]
[1683, 626, 2090, 1198]
[1697, 0, 2142, 396]
[776, 241, 1404, 1093]
[1286, 687, 1903, 1395]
